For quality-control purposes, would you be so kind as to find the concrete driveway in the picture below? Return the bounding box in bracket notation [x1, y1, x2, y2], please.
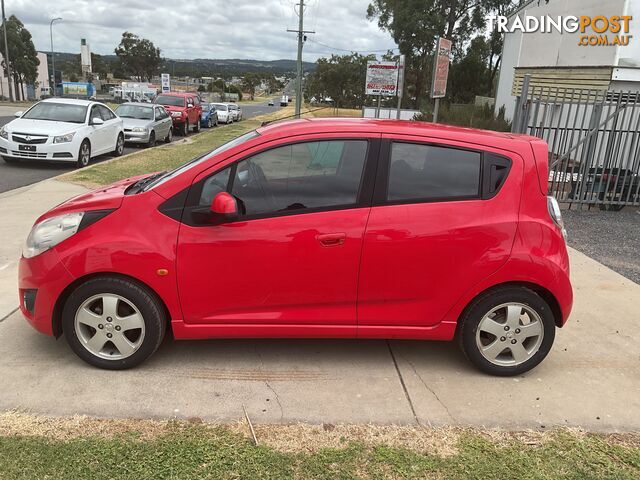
[1, 179, 639, 431]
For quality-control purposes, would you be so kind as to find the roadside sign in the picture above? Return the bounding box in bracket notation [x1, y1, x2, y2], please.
[161, 73, 170, 93]
[366, 61, 399, 96]
[430, 37, 452, 99]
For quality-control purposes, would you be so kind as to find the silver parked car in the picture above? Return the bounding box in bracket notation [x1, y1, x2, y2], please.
[115, 103, 173, 147]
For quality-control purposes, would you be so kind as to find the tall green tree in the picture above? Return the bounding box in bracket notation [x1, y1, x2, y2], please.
[241, 72, 261, 100]
[114, 32, 162, 81]
[0, 15, 39, 100]
[306, 53, 375, 109]
[367, 0, 523, 107]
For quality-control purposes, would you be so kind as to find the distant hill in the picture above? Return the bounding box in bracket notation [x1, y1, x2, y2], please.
[43, 52, 315, 77]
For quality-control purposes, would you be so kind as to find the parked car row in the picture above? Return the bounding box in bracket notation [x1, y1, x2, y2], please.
[0, 94, 245, 168]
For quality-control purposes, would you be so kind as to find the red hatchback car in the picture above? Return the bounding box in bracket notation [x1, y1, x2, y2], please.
[18, 118, 572, 375]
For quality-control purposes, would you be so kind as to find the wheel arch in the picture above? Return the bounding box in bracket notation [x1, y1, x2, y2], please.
[455, 281, 564, 333]
[52, 272, 172, 338]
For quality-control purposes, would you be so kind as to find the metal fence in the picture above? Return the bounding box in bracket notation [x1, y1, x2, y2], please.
[512, 74, 640, 210]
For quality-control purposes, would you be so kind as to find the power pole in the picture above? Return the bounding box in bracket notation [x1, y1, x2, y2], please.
[287, 0, 314, 118]
[1, 0, 14, 102]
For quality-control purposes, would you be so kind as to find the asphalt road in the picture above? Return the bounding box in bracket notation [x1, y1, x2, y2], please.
[0, 100, 280, 194]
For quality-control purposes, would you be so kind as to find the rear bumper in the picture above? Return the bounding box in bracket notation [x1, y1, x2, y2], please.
[18, 250, 75, 336]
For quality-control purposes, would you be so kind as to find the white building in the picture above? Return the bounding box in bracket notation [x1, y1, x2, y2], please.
[495, 0, 640, 121]
[0, 51, 50, 100]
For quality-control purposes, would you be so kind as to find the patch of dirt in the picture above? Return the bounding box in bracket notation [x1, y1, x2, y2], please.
[1, 411, 638, 455]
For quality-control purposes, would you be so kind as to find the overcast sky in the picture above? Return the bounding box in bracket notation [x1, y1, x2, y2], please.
[7, 0, 397, 61]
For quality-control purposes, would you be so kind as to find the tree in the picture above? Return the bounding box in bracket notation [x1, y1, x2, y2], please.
[306, 53, 375, 109]
[0, 15, 39, 100]
[114, 32, 162, 81]
[242, 72, 261, 100]
[367, 0, 523, 107]
[448, 37, 490, 103]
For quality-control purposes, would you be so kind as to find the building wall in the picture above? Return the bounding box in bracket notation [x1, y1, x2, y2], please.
[494, 0, 637, 121]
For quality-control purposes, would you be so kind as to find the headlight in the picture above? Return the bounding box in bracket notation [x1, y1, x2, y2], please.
[170, 111, 182, 117]
[53, 132, 75, 144]
[0, 126, 8, 139]
[131, 127, 147, 133]
[23, 212, 84, 258]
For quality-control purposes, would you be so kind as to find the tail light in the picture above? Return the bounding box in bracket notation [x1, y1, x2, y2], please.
[547, 196, 567, 241]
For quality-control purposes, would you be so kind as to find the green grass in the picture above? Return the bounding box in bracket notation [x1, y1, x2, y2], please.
[0, 423, 638, 479]
[64, 107, 295, 188]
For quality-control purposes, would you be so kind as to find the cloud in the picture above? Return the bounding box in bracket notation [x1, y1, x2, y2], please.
[6, 0, 396, 61]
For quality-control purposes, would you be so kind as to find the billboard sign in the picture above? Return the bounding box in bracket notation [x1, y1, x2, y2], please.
[365, 61, 399, 96]
[161, 73, 171, 93]
[430, 37, 452, 99]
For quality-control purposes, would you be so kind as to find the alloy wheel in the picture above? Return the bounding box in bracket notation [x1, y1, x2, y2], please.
[475, 302, 544, 366]
[74, 293, 146, 360]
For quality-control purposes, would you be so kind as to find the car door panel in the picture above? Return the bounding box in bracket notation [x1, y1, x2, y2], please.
[357, 135, 522, 327]
[176, 135, 377, 326]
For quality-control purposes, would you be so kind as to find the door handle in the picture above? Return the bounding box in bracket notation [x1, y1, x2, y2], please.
[316, 233, 346, 247]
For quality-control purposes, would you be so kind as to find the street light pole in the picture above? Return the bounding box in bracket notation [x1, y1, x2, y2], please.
[50, 17, 62, 97]
[1, 0, 13, 102]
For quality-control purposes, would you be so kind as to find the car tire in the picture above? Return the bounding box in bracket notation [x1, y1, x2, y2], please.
[194, 118, 201, 133]
[2, 156, 19, 164]
[146, 131, 156, 148]
[458, 286, 556, 376]
[183, 120, 189, 136]
[62, 276, 167, 370]
[114, 133, 125, 156]
[164, 127, 173, 143]
[207, 117, 212, 128]
[76, 140, 91, 168]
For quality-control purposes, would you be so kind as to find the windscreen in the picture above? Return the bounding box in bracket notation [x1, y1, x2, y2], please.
[155, 95, 185, 107]
[22, 102, 88, 124]
[115, 105, 154, 120]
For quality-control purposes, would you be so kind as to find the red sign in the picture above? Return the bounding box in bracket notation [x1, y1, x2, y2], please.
[431, 37, 452, 99]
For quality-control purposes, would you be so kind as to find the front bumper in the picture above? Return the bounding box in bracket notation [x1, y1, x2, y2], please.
[124, 130, 151, 144]
[18, 249, 75, 336]
[0, 137, 77, 162]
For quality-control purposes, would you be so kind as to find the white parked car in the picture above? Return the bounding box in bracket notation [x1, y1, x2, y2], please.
[227, 103, 242, 121]
[0, 98, 124, 168]
[211, 103, 233, 124]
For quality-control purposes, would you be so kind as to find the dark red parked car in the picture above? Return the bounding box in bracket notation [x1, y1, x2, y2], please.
[18, 118, 572, 375]
[154, 92, 202, 136]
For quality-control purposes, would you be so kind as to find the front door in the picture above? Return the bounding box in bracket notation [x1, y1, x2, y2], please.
[357, 136, 522, 327]
[176, 137, 376, 326]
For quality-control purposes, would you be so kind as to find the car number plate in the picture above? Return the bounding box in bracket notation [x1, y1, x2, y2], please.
[18, 144, 36, 152]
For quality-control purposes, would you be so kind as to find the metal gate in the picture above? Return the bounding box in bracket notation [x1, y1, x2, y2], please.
[512, 74, 640, 210]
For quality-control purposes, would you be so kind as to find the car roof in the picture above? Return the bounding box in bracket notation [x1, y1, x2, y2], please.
[40, 98, 95, 106]
[257, 118, 535, 146]
[157, 92, 193, 97]
[117, 102, 155, 108]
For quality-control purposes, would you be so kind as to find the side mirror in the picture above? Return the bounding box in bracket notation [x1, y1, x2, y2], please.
[14, 111, 23, 117]
[211, 192, 238, 222]
[187, 103, 194, 108]
[91, 117, 104, 126]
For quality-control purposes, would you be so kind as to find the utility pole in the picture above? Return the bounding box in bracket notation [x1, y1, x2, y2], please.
[1, 0, 13, 102]
[287, 0, 314, 118]
[50, 17, 62, 97]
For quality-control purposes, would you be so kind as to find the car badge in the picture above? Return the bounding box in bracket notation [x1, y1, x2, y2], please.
[25, 135, 31, 142]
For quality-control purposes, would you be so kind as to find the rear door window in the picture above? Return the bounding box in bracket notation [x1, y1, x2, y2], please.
[387, 142, 481, 202]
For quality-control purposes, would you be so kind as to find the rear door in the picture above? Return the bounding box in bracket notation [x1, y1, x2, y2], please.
[357, 135, 522, 328]
[176, 135, 379, 328]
